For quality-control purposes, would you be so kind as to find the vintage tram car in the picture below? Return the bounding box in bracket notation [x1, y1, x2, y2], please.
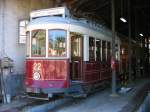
[25, 7, 121, 98]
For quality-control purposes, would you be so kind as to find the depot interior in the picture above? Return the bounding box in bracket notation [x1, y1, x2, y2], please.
[0, 0, 149, 111]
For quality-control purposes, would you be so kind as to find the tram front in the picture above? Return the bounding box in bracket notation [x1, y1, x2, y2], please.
[25, 15, 70, 97]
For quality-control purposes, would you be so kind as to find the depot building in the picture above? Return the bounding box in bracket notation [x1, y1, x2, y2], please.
[0, 0, 54, 75]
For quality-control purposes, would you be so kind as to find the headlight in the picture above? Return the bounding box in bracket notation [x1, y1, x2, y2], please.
[33, 72, 41, 80]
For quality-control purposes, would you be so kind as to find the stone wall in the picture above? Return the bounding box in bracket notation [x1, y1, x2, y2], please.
[0, 0, 54, 74]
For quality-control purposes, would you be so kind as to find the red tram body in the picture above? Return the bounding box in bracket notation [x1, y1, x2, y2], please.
[25, 7, 121, 97]
[26, 59, 70, 88]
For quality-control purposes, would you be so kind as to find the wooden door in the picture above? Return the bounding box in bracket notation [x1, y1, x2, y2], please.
[70, 32, 83, 80]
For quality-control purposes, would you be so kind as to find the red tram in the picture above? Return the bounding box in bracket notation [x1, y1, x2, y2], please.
[25, 7, 121, 98]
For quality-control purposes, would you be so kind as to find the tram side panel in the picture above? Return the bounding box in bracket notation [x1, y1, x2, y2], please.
[83, 61, 100, 82]
[82, 42, 112, 83]
[83, 62, 112, 83]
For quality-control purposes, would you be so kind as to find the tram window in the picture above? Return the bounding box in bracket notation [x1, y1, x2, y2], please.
[107, 42, 111, 61]
[89, 37, 95, 61]
[48, 30, 67, 57]
[102, 41, 106, 61]
[96, 39, 101, 61]
[71, 32, 83, 57]
[31, 29, 46, 57]
[115, 44, 119, 60]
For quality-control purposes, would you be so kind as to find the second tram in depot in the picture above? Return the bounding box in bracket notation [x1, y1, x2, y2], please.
[25, 7, 121, 98]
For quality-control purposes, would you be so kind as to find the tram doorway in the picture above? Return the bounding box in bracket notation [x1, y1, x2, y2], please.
[70, 32, 83, 81]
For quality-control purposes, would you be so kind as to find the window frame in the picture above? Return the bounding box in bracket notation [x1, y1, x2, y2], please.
[19, 20, 29, 44]
[26, 31, 30, 57]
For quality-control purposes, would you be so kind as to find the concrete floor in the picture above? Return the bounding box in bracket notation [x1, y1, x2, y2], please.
[50, 82, 141, 112]
[54, 89, 129, 112]
[28, 78, 150, 112]
[0, 78, 149, 112]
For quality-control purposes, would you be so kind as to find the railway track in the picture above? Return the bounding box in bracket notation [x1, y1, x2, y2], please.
[0, 83, 109, 112]
[0, 96, 73, 112]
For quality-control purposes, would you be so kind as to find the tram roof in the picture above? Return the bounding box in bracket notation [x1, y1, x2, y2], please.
[28, 16, 112, 37]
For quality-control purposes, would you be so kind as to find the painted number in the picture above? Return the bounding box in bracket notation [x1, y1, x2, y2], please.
[33, 63, 41, 71]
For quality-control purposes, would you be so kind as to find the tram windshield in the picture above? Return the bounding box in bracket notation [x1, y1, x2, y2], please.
[31, 29, 46, 57]
[48, 29, 67, 57]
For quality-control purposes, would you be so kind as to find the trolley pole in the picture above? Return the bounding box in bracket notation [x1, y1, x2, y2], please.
[111, 0, 117, 95]
[128, 0, 132, 82]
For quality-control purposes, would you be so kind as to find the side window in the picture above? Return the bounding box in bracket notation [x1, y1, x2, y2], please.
[115, 44, 119, 61]
[96, 39, 101, 61]
[107, 42, 111, 62]
[89, 37, 95, 61]
[31, 29, 46, 57]
[102, 40, 106, 61]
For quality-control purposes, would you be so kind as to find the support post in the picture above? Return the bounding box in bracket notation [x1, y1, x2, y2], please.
[128, 0, 132, 82]
[146, 37, 149, 73]
[111, 0, 117, 95]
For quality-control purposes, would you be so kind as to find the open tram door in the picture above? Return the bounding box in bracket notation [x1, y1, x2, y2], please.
[70, 32, 83, 81]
